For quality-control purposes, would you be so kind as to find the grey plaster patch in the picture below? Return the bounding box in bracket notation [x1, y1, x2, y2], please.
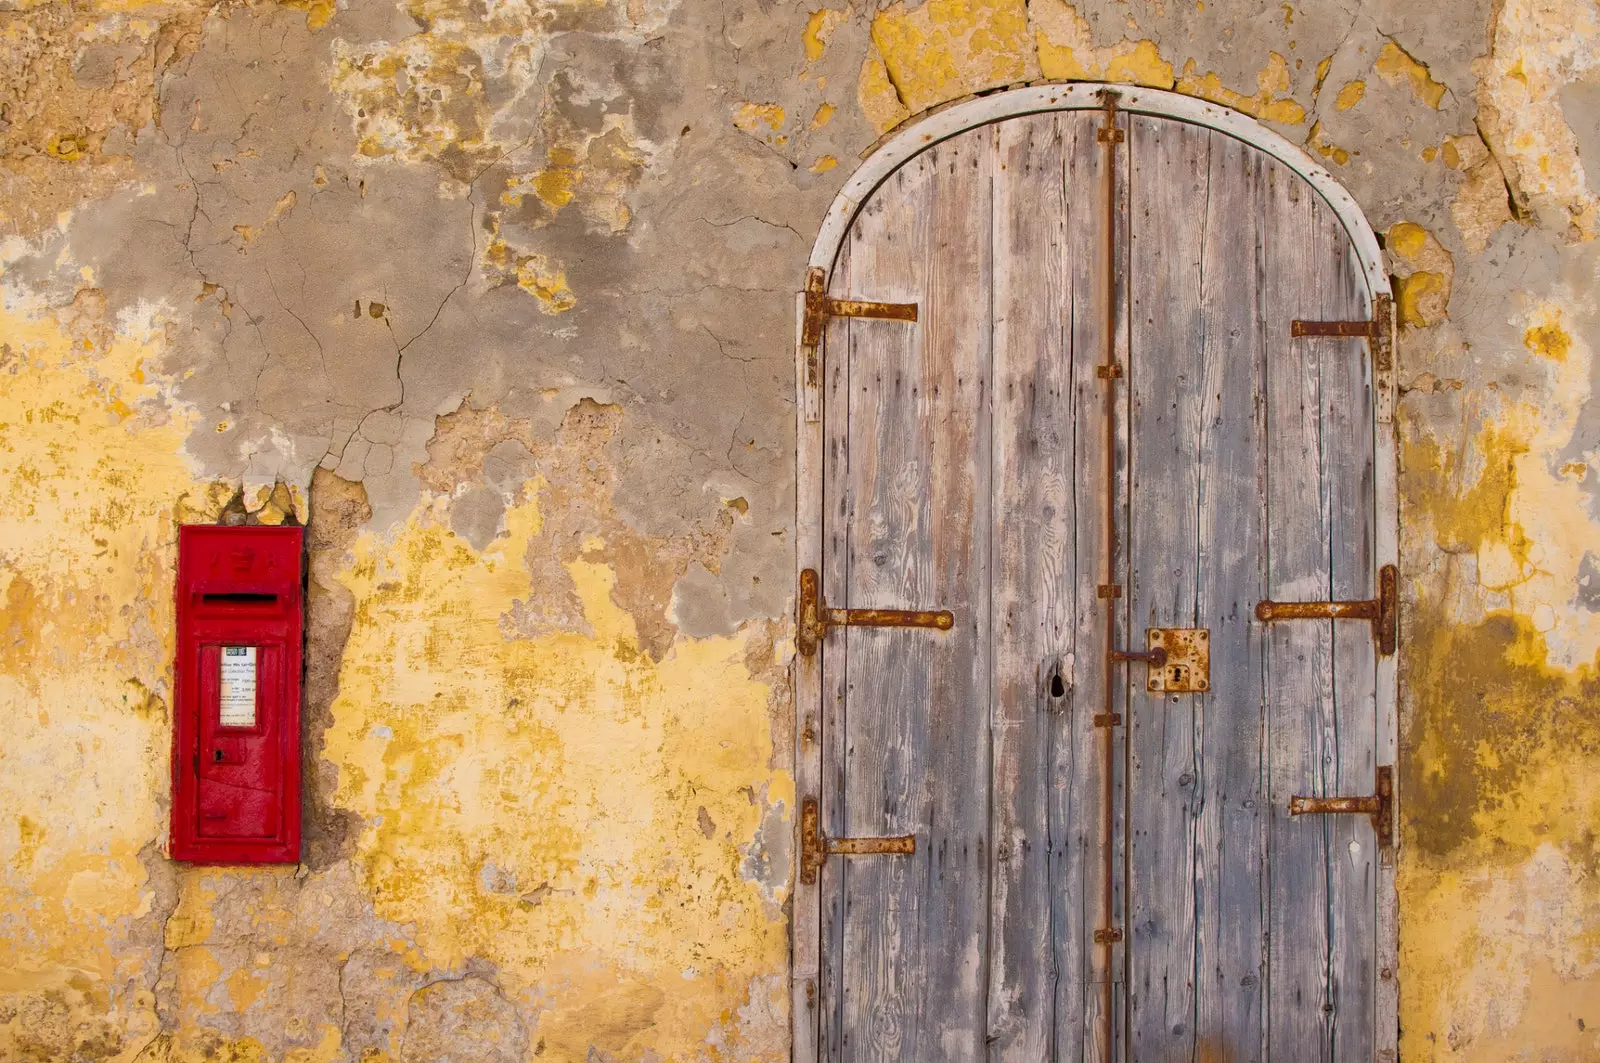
[1574, 551, 1600, 612]
[670, 560, 736, 637]
[1560, 79, 1600, 193]
[451, 484, 508, 551]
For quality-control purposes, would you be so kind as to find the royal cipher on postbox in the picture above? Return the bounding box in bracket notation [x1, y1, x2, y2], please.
[170, 525, 304, 864]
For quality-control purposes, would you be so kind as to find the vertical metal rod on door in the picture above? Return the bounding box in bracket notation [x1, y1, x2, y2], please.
[1095, 86, 1124, 1063]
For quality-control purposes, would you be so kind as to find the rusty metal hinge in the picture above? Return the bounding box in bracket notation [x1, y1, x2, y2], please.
[1255, 563, 1398, 656]
[1095, 87, 1124, 144]
[1289, 765, 1394, 850]
[1093, 927, 1124, 943]
[1291, 293, 1395, 423]
[800, 266, 917, 363]
[799, 796, 917, 885]
[797, 568, 955, 657]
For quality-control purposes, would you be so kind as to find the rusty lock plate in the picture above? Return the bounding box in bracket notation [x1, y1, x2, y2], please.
[1145, 628, 1210, 693]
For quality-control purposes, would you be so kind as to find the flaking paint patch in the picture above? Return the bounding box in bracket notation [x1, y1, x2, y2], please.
[1375, 40, 1447, 109]
[1477, 0, 1600, 240]
[1174, 52, 1307, 124]
[323, 486, 792, 1059]
[0, 289, 214, 1060]
[869, 0, 1039, 115]
[1032, 0, 1174, 88]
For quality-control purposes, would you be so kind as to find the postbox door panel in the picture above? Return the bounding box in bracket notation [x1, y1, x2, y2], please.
[171, 525, 303, 863]
[194, 642, 284, 839]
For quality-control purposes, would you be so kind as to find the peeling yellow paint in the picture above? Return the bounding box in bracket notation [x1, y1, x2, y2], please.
[279, 0, 336, 30]
[869, 0, 1038, 114]
[803, 7, 847, 62]
[1334, 78, 1365, 110]
[811, 102, 836, 128]
[857, 53, 911, 133]
[1477, 0, 1600, 241]
[323, 484, 791, 1059]
[1032, 0, 1173, 88]
[1307, 120, 1350, 165]
[1375, 40, 1447, 109]
[516, 253, 578, 314]
[1387, 221, 1454, 328]
[0, 291, 215, 1060]
[810, 154, 838, 172]
[734, 102, 789, 146]
[1175, 53, 1307, 124]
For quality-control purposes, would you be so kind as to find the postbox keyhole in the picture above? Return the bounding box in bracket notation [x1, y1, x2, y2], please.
[213, 749, 224, 763]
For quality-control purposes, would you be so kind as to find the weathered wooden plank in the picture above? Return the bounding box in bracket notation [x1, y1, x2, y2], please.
[987, 112, 1066, 1063]
[1125, 113, 1209, 1060]
[1187, 132, 1269, 1062]
[830, 153, 931, 1063]
[1052, 107, 1115, 1063]
[838, 128, 995, 1062]
[1261, 159, 1338, 1059]
[1317, 197, 1379, 1060]
[817, 234, 856, 1063]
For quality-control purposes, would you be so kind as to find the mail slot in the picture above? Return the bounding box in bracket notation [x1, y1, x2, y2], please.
[170, 525, 303, 863]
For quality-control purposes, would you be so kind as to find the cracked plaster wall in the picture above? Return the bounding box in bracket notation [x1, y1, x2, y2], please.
[1, 0, 1600, 1059]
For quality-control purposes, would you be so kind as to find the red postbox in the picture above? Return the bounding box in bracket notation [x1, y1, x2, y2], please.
[170, 525, 303, 863]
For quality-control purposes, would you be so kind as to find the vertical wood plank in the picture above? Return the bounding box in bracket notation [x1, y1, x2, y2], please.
[818, 235, 857, 1063]
[1126, 113, 1209, 1062]
[1318, 203, 1379, 1061]
[1187, 133, 1268, 1062]
[987, 112, 1067, 1063]
[1054, 108, 1114, 1063]
[1261, 160, 1338, 1060]
[839, 128, 995, 1062]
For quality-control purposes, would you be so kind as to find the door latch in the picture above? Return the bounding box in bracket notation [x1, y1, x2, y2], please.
[1289, 765, 1394, 850]
[796, 568, 955, 657]
[1256, 564, 1398, 656]
[1110, 628, 1210, 692]
[799, 797, 917, 885]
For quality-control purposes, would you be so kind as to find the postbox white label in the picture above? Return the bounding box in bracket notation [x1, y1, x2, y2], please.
[219, 646, 258, 727]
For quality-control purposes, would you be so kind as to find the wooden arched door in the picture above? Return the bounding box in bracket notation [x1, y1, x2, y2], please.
[793, 85, 1398, 1063]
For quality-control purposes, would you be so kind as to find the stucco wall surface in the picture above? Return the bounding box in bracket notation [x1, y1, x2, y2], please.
[1, 0, 1598, 1059]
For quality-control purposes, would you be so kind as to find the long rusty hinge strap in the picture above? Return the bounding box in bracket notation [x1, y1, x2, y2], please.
[799, 797, 917, 885]
[1255, 564, 1398, 656]
[800, 267, 918, 353]
[797, 568, 955, 656]
[1289, 765, 1394, 849]
[1291, 294, 1392, 359]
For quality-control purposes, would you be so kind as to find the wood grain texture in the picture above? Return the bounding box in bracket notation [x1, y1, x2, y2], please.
[1058, 108, 1117, 1063]
[1317, 190, 1379, 1061]
[835, 127, 995, 1062]
[987, 112, 1067, 1063]
[1187, 132, 1268, 1062]
[1126, 113, 1209, 1061]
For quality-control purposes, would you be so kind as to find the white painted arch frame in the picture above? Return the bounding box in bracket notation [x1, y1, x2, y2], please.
[791, 82, 1399, 1061]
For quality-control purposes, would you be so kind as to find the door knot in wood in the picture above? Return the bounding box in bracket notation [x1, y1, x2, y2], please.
[1289, 765, 1394, 851]
[796, 568, 955, 657]
[799, 797, 916, 885]
[1255, 563, 1398, 656]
